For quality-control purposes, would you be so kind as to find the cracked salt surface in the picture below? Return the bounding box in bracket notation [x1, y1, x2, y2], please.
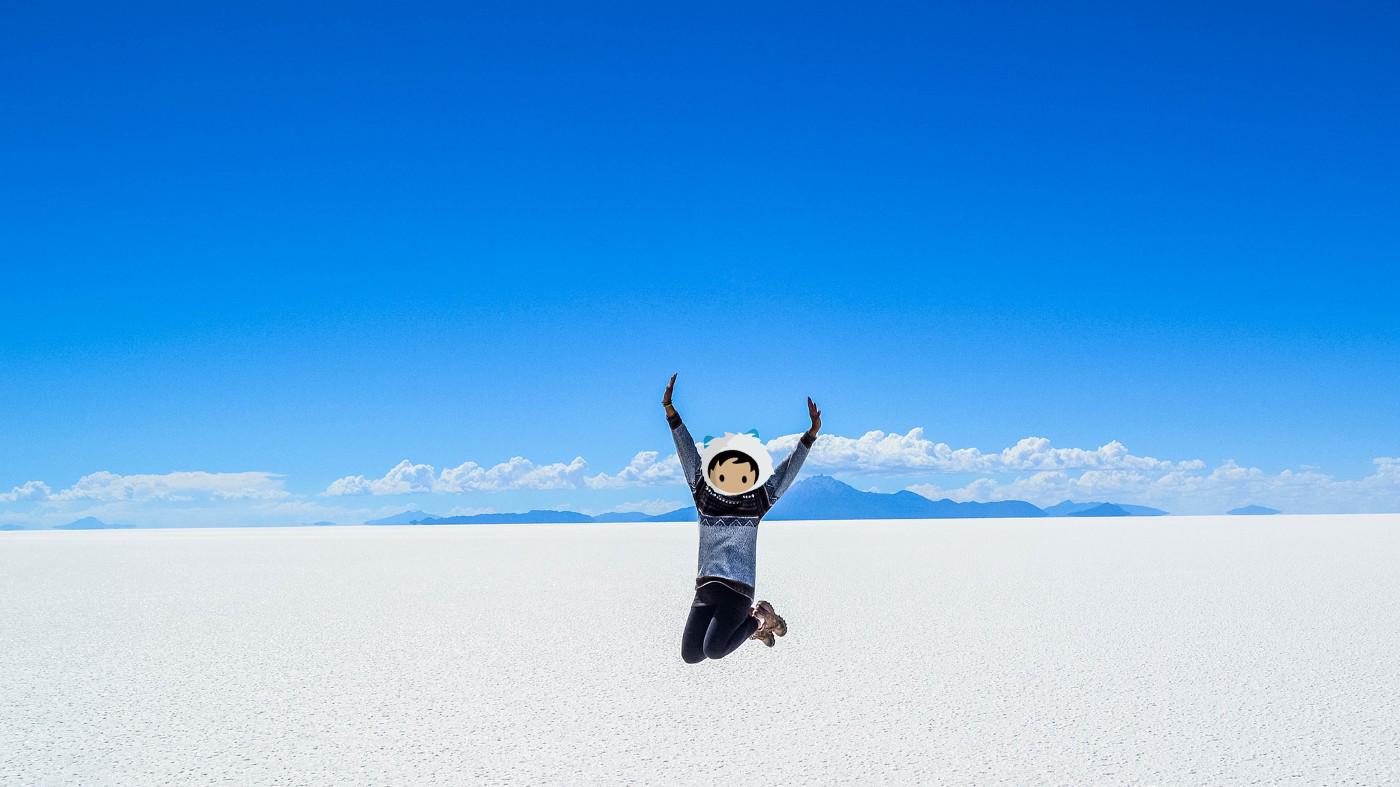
[3, 516, 1399, 785]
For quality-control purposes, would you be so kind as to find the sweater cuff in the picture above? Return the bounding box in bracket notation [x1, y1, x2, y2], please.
[800, 431, 816, 449]
[667, 412, 682, 429]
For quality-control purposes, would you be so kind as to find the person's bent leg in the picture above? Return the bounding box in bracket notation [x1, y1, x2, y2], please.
[681, 595, 716, 664]
[701, 586, 760, 660]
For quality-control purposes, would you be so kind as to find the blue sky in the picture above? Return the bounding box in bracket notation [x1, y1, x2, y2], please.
[3, 2, 1398, 525]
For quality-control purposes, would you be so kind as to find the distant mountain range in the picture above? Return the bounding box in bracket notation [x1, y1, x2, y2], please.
[366, 510, 435, 525]
[1067, 503, 1131, 517]
[0, 480, 1177, 532]
[761, 475, 1046, 519]
[359, 477, 1167, 526]
[1228, 505, 1281, 515]
[1044, 500, 1169, 517]
[415, 510, 598, 525]
[52, 517, 136, 530]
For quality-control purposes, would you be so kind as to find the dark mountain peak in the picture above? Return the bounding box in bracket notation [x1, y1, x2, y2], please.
[1044, 499, 1169, 517]
[647, 506, 698, 521]
[1067, 502, 1131, 517]
[53, 517, 136, 530]
[415, 509, 595, 525]
[798, 474, 855, 492]
[769, 476, 1045, 520]
[1228, 505, 1281, 515]
[365, 510, 435, 525]
[1044, 500, 1098, 516]
[588, 511, 654, 523]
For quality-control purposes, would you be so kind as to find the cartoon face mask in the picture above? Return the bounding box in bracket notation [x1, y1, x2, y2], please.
[698, 431, 774, 496]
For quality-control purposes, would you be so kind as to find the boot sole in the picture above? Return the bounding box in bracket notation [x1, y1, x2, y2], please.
[757, 601, 788, 637]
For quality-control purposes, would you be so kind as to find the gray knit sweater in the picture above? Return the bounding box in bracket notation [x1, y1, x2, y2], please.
[669, 414, 814, 597]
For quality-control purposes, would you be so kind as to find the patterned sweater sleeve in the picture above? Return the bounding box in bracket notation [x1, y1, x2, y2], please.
[668, 412, 702, 491]
[764, 431, 816, 502]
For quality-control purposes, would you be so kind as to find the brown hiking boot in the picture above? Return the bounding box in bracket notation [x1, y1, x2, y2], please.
[750, 599, 787, 643]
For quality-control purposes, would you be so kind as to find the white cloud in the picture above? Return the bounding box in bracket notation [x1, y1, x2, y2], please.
[584, 451, 684, 489]
[325, 460, 436, 496]
[907, 456, 1400, 515]
[320, 432, 1214, 498]
[323, 475, 375, 496]
[607, 499, 688, 516]
[326, 456, 590, 496]
[437, 456, 588, 492]
[0, 480, 52, 502]
[995, 437, 1203, 472]
[11, 433, 1400, 524]
[770, 428, 991, 473]
[757, 430, 1199, 475]
[48, 471, 289, 503]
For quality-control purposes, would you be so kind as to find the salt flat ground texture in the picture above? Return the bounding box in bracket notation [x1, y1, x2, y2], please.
[3, 517, 1399, 786]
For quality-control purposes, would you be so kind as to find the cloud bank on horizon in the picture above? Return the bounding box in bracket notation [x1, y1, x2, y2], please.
[4, 430, 1399, 527]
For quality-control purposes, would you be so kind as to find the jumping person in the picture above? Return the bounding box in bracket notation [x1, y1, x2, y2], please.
[662, 373, 821, 663]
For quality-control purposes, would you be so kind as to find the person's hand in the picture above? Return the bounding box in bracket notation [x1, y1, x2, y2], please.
[806, 396, 822, 438]
[663, 373, 677, 406]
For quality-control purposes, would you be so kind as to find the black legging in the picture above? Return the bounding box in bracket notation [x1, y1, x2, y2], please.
[681, 582, 759, 664]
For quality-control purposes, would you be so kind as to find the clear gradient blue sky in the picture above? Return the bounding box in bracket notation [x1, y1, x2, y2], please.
[2, 2, 1398, 523]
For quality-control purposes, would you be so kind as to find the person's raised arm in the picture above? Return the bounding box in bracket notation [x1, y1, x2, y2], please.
[664, 373, 702, 490]
[765, 396, 821, 501]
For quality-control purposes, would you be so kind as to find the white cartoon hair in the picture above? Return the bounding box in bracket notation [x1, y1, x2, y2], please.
[698, 431, 774, 495]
